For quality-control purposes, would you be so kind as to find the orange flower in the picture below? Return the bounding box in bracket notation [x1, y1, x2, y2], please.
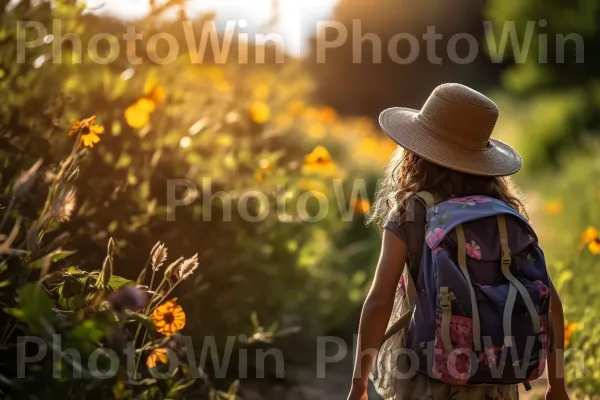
[302, 145, 340, 177]
[353, 198, 371, 215]
[581, 226, 600, 255]
[544, 200, 563, 215]
[152, 298, 186, 336]
[564, 322, 578, 347]
[146, 348, 168, 368]
[304, 145, 332, 165]
[69, 115, 104, 148]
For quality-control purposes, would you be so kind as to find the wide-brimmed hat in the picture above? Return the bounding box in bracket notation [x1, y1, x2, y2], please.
[379, 83, 521, 176]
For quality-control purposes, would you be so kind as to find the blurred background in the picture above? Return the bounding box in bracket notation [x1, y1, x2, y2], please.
[0, 0, 599, 399]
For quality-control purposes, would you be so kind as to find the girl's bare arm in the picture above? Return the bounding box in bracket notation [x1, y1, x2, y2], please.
[349, 230, 407, 395]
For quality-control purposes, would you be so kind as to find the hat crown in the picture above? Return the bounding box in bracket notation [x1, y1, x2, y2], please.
[419, 83, 498, 150]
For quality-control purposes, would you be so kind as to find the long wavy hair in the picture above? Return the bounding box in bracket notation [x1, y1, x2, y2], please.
[368, 148, 528, 229]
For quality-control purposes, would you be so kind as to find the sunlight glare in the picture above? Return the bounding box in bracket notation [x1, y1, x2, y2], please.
[83, 0, 339, 56]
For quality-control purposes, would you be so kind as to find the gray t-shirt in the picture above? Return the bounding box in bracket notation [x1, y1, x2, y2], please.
[383, 201, 427, 285]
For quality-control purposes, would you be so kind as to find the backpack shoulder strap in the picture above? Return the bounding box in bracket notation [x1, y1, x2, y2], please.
[406, 191, 435, 224]
[414, 191, 435, 208]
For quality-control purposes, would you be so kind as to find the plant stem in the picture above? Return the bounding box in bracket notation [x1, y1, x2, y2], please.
[0, 197, 16, 234]
[149, 280, 182, 313]
[0, 321, 17, 345]
[134, 329, 149, 377]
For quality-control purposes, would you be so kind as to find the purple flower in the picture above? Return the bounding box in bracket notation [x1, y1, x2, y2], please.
[107, 286, 148, 312]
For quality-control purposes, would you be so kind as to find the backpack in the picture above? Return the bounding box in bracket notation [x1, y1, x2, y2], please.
[372, 192, 552, 397]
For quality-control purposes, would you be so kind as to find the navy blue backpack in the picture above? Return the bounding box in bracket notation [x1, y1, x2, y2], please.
[374, 192, 552, 394]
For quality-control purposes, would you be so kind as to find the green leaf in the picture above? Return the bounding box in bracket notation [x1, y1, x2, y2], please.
[29, 250, 75, 269]
[4, 308, 25, 321]
[140, 386, 161, 400]
[107, 275, 133, 291]
[70, 319, 105, 345]
[50, 250, 76, 262]
[15, 283, 54, 334]
[167, 377, 196, 395]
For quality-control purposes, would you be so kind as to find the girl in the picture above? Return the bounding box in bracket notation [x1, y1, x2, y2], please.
[347, 84, 568, 400]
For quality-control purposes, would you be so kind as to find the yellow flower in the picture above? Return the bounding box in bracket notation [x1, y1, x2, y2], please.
[69, 115, 104, 148]
[250, 101, 270, 123]
[581, 226, 600, 255]
[144, 76, 166, 105]
[124, 98, 155, 129]
[581, 226, 598, 244]
[544, 200, 563, 215]
[564, 322, 578, 347]
[152, 298, 186, 336]
[304, 145, 332, 165]
[302, 145, 340, 177]
[590, 240, 600, 255]
[353, 198, 371, 215]
[146, 348, 168, 368]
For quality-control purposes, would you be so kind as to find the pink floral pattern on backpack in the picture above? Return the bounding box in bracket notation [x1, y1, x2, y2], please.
[465, 241, 482, 260]
[533, 280, 550, 299]
[448, 196, 492, 207]
[477, 346, 503, 367]
[426, 227, 446, 248]
[433, 314, 473, 385]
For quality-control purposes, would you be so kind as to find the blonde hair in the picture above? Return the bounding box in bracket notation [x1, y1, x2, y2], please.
[368, 148, 528, 229]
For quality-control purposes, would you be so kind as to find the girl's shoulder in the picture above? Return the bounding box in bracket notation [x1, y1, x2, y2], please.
[384, 197, 428, 231]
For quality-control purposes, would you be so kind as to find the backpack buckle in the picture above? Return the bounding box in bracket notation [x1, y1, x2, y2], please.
[501, 250, 511, 267]
[440, 287, 451, 309]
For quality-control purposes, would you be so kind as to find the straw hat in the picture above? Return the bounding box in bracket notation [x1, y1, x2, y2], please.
[379, 83, 521, 176]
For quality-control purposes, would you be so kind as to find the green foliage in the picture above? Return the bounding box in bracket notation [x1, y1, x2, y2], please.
[486, 0, 600, 391]
[0, 116, 236, 399]
[486, 0, 600, 173]
[0, 0, 394, 397]
[0, 0, 389, 341]
[516, 143, 600, 396]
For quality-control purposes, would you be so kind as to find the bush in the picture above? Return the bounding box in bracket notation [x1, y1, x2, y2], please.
[0, 123, 242, 399]
[0, 1, 397, 394]
[514, 143, 600, 397]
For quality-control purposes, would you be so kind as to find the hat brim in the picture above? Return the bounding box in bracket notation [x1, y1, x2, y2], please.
[379, 107, 522, 177]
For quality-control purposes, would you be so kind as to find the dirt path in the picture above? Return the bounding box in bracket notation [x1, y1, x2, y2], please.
[245, 346, 547, 400]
